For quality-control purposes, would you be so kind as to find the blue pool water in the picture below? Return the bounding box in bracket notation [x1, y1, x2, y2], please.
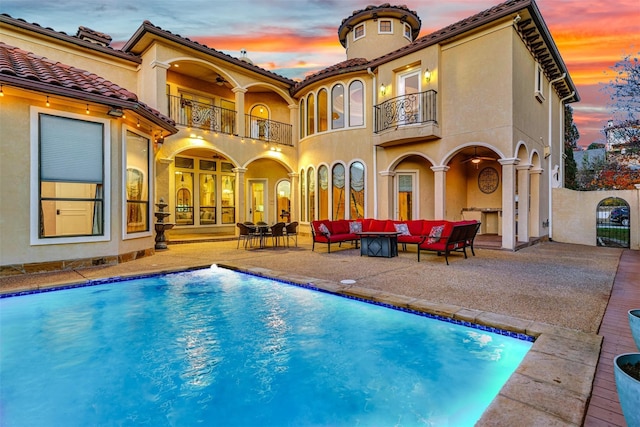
[0, 266, 532, 426]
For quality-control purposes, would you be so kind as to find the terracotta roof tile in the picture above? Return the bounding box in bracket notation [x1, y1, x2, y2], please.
[291, 58, 371, 94]
[0, 42, 176, 131]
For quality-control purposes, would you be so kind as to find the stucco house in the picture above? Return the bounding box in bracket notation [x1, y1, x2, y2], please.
[0, 0, 580, 274]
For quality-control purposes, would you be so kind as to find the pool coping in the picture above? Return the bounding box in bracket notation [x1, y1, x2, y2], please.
[1, 263, 600, 425]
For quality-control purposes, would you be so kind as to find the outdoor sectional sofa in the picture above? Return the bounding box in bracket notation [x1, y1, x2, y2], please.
[311, 218, 480, 264]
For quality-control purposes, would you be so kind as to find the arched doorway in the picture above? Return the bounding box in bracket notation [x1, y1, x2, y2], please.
[596, 197, 630, 248]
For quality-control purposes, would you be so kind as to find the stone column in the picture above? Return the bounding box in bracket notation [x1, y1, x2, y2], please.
[233, 87, 247, 137]
[149, 60, 170, 115]
[288, 104, 299, 146]
[431, 165, 449, 219]
[529, 168, 543, 238]
[516, 163, 532, 243]
[155, 157, 174, 210]
[288, 172, 299, 222]
[233, 167, 247, 225]
[378, 171, 395, 219]
[499, 158, 519, 250]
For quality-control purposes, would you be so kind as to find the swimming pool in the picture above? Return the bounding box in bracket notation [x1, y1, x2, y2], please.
[0, 266, 532, 426]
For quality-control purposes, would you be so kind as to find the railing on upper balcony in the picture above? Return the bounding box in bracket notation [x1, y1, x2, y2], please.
[168, 95, 236, 135]
[244, 115, 293, 146]
[374, 90, 437, 133]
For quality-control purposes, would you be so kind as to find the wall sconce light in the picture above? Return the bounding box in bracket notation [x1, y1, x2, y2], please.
[380, 83, 386, 96]
[424, 68, 431, 82]
[46, 96, 50, 107]
[86, 104, 90, 114]
[137, 118, 141, 127]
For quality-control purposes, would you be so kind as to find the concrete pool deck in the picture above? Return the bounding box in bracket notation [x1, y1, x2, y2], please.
[1, 238, 637, 425]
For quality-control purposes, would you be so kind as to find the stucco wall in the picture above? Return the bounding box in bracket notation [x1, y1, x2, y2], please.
[552, 188, 640, 249]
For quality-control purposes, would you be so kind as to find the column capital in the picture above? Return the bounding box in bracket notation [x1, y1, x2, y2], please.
[379, 171, 395, 177]
[288, 172, 299, 178]
[288, 104, 299, 111]
[431, 165, 450, 172]
[516, 163, 533, 171]
[150, 60, 170, 70]
[158, 157, 173, 164]
[530, 167, 544, 175]
[232, 87, 248, 94]
[233, 167, 247, 174]
[498, 157, 520, 166]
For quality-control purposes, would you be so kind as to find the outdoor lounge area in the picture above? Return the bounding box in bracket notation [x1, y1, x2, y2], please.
[310, 218, 481, 264]
[0, 238, 637, 426]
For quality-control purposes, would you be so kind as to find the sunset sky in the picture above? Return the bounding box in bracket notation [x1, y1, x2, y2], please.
[3, 0, 639, 147]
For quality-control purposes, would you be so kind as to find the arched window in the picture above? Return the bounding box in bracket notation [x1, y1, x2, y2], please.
[276, 180, 291, 222]
[307, 168, 316, 221]
[331, 84, 345, 129]
[300, 169, 306, 222]
[299, 101, 305, 139]
[349, 80, 364, 127]
[349, 161, 364, 219]
[307, 94, 315, 136]
[317, 88, 328, 132]
[318, 165, 329, 220]
[332, 163, 345, 220]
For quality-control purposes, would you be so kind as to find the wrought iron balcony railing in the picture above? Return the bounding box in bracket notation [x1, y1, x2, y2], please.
[168, 95, 236, 135]
[245, 115, 293, 146]
[374, 90, 437, 133]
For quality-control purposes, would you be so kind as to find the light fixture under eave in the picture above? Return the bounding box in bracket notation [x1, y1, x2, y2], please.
[424, 68, 431, 82]
[137, 118, 140, 127]
[46, 96, 50, 107]
[380, 83, 386, 95]
[0, 84, 4, 97]
[107, 107, 124, 117]
[86, 104, 90, 114]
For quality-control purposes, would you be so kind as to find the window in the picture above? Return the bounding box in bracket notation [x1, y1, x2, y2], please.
[199, 162, 216, 225]
[125, 131, 150, 235]
[349, 162, 365, 219]
[332, 164, 346, 220]
[317, 88, 328, 132]
[220, 175, 235, 224]
[354, 23, 365, 40]
[403, 23, 412, 41]
[276, 180, 291, 221]
[299, 101, 305, 138]
[379, 20, 392, 34]
[318, 165, 329, 220]
[300, 169, 306, 221]
[307, 94, 315, 135]
[307, 167, 316, 221]
[331, 84, 345, 129]
[35, 112, 108, 242]
[349, 80, 364, 127]
[535, 63, 545, 102]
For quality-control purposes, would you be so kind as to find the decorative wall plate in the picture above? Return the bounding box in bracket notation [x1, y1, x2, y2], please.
[478, 167, 499, 194]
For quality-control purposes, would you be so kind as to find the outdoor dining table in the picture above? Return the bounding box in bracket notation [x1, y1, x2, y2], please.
[248, 223, 272, 249]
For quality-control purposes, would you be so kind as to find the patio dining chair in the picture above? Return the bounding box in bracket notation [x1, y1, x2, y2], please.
[236, 222, 257, 249]
[285, 221, 298, 247]
[270, 222, 286, 247]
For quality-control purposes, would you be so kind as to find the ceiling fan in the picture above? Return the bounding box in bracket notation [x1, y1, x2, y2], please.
[215, 75, 227, 86]
[462, 147, 496, 165]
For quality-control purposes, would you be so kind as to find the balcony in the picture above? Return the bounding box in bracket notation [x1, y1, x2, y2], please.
[373, 90, 440, 146]
[168, 95, 236, 135]
[245, 115, 293, 147]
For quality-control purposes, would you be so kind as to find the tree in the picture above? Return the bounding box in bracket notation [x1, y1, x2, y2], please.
[564, 105, 579, 189]
[603, 52, 640, 143]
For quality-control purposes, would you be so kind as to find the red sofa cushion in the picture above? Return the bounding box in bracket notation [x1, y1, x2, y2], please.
[406, 220, 424, 236]
[331, 219, 351, 235]
[368, 219, 388, 232]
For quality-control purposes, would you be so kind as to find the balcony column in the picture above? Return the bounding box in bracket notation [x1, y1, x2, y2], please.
[499, 158, 519, 250]
[289, 104, 299, 145]
[232, 87, 247, 137]
[378, 171, 395, 219]
[288, 172, 299, 222]
[431, 165, 449, 219]
[529, 167, 543, 238]
[156, 157, 174, 209]
[233, 167, 247, 224]
[149, 60, 170, 115]
[516, 163, 532, 243]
